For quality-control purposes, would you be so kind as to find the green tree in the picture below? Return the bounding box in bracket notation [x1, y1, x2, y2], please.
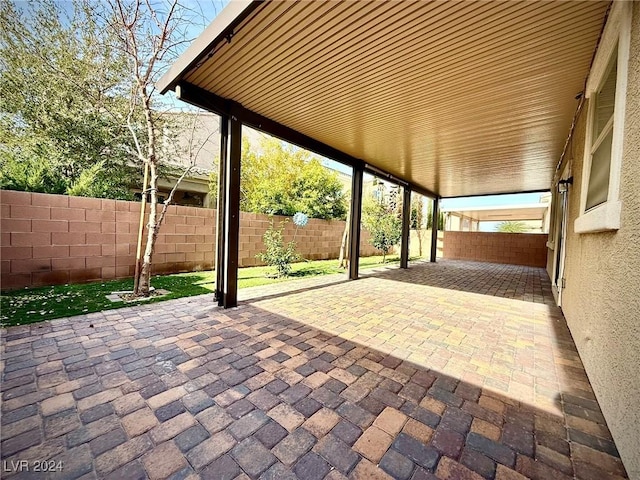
[211, 137, 347, 220]
[0, 0, 136, 199]
[1, 0, 216, 296]
[362, 198, 402, 263]
[496, 221, 528, 233]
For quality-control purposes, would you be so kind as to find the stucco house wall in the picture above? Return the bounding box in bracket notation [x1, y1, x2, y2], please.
[549, 3, 640, 477]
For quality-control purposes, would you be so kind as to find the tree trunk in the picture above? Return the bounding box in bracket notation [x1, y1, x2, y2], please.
[137, 161, 159, 295]
[135, 92, 158, 297]
[417, 230, 423, 257]
[133, 162, 149, 293]
[338, 206, 350, 269]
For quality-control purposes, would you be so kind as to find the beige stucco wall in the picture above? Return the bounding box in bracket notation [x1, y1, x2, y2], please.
[552, 3, 640, 478]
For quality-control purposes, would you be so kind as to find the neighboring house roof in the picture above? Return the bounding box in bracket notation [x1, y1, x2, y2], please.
[323, 165, 352, 192]
[161, 111, 266, 175]
[161, 111, 219, 173]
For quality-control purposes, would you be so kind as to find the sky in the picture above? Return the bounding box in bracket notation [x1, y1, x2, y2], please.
[440, 192, 543, 208]
[182, 0, 229, 33]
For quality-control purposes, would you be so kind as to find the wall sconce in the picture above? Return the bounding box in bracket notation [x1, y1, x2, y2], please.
[558, 177, 573, 193]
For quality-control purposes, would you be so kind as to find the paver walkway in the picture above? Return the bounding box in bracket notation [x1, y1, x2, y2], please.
[1, 260, 628, 479]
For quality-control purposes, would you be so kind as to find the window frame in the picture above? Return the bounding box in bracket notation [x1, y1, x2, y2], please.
[575, 1, 631, 234]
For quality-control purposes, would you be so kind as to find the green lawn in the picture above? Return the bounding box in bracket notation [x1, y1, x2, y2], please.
[1, 255, 412, 327]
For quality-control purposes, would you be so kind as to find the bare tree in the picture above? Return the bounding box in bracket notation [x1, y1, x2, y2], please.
[338, 204, 350, 269]
[411, 193, 427, 257]
[106, 0, 215, 296]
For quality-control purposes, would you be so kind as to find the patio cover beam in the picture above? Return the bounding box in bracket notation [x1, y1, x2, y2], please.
[443, 188, 550, 200]
[430, 198, 440, 263]
[400, 186, 411, 269]
[176, 83, 363, 169]
[349, 165, 364, 280]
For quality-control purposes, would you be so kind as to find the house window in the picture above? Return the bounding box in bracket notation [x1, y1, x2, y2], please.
[585, 56, 616, 211]
[575, 1, 631, 234]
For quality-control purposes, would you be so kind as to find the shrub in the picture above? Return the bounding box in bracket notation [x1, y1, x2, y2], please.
[257, 219, 299, 277]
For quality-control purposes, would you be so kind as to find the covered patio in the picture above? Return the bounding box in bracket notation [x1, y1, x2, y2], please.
[0, 261, 627, 479]
[156, 0, 610, 309]
[2, 1, 632, 478]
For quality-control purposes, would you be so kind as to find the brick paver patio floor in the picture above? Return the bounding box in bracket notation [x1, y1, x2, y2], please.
[1, 260, 628, 479]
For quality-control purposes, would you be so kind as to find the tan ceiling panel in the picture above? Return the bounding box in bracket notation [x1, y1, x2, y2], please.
[176, 1, 609, 197]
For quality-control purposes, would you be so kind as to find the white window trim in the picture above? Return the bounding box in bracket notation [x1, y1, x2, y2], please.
[575, 1, 631, 234]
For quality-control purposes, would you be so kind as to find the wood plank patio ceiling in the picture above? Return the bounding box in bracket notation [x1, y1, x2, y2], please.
[161, 1, 609, 198]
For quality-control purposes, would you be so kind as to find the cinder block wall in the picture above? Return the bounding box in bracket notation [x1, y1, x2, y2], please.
[0, 190, 215, 290]
[442, 231, 548, 267]
[238, 212, 379, 267]
[1, 190, 380, 290]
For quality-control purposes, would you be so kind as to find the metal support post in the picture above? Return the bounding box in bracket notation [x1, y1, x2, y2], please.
[215, 114, 229, 305]
[221, 113, 242, 308]
[400, 186, 411, 268]
[349, 164, 364, 280]
[430, 197, 439, 262]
